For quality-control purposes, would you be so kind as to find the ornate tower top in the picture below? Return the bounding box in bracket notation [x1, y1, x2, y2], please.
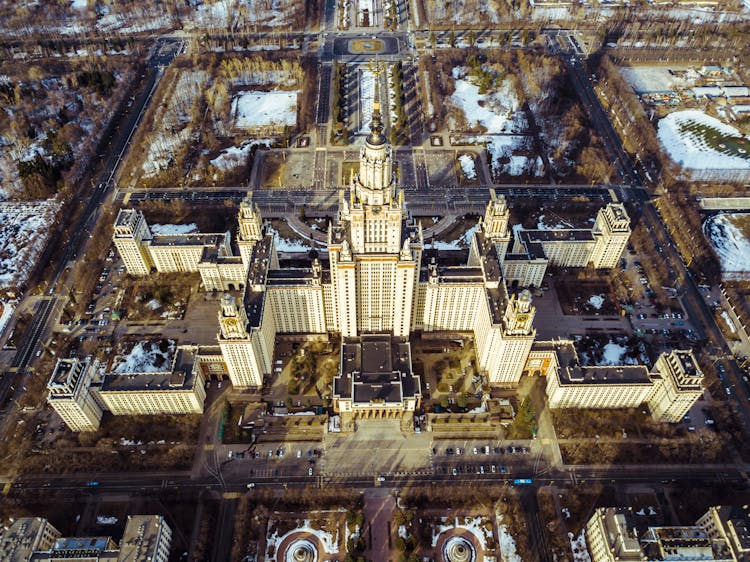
[366, 60, 386, 146]
[352, 60, 396, 207]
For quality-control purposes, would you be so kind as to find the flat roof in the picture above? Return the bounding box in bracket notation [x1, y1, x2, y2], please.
[101, 348, 196, 392]
[151, 233, 226, 247]
[119, 516, 167, 561]
[335, 335, 420, 404]
[523, 229, 595, 243]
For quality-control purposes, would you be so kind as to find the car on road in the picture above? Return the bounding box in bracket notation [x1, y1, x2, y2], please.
[87, 481, 100, 487]
[473, 447, 478, 455]
[309, 467, 314, 476]
[246, 483, 255, 488]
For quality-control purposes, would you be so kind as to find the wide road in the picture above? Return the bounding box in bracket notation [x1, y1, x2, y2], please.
[9, 463, 745, 496]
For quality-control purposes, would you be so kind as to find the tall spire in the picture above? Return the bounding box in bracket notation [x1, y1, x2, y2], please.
[366, 60, 386, 146]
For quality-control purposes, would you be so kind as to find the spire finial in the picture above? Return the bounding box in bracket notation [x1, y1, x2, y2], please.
[367, 59, 386, 145]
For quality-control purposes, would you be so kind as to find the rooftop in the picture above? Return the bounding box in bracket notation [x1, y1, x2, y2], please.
[101, 347, 197, 393]
[150, 232, 226, 248]
[118, 516, 169, 562]
[335, 335, 420, 404]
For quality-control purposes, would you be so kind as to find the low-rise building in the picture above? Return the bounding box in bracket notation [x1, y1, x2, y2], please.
[333, 334, 421, 431]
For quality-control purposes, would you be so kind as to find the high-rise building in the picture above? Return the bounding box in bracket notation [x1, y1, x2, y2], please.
[0, 516, 171, 562]
[647, 350, 704, 423]
[47, 357, 104, 432]
[585, 507, 646, 562]
[591, 203, 631, 269]
[110, 72, 637, 427]
[697, 505, 750, 561]
[113, 209, 153, 276]
[0, 518, 61, 562]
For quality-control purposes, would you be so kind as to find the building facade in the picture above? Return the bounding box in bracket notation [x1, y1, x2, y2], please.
[0, 518, 61, 562]
[47, 357, 104, 432]
[0, 516, 171, 562]
[111, 80, 635, 427]
[47, 344, 206, 431]
[542, 342, 704, 421]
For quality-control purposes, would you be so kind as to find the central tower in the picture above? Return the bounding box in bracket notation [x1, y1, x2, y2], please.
[328, 64, 423, 337]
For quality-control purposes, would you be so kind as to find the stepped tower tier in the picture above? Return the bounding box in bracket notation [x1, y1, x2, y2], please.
[351, 66, 396, 208]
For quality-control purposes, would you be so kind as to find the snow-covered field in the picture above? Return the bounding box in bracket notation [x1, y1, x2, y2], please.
[657, 110, 750, 171]
[458, 154, 477, 180]
[703, 212, 750, 278]
[232, 90, 299, 129]
[497, 515, 522, 562]
[600, 342, 637, 365]
[112, 339, 176, 374]
[0, 201, 60, 290]
[449, 67, 519, 133]
[569, 531, 592, 562]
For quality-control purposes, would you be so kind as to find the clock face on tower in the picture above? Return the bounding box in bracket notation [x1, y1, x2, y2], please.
[516, 313, 529, 324]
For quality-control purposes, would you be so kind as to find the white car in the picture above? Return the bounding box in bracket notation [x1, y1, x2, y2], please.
[247, 483, 255, 488]
[308, 467, 313, 476]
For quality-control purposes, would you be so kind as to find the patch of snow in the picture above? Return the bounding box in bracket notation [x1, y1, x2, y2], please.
[232, 90, 299, 129]
[0, 201, 60, 289]
[601, 342, 634, 366]
[458, 154, 477, 179]
[0, 301, 16, 338]
[431, 224, 478, 250]
[721, 310, 736, 333]
[146, 299, 162, 311]
[398, 524, 408, 539]
[588, 295, 605, 310]
[268, 226, 312, 252]
[71, 0, 88, 9]
[113, 339, 176, 374]
[450, 77, 517, 133]
[703, 213, 750, 276]
[658, 110, 750, 170]
[485, 135, 530, 176]
[537, 214, 574, 230]
[150, 223, 199, 235]
[96, 516, 117, 525]
[498, 515, 522, 562]
[210, 139, 270, 171]
[636, 508, 645, 516]
[569, 530, 592, 562]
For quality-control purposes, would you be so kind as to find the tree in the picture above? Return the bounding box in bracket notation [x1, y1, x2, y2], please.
[449, 30, 456, 47]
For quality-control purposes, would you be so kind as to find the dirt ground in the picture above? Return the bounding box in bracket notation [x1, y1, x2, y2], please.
[260, 152, 315, 188]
